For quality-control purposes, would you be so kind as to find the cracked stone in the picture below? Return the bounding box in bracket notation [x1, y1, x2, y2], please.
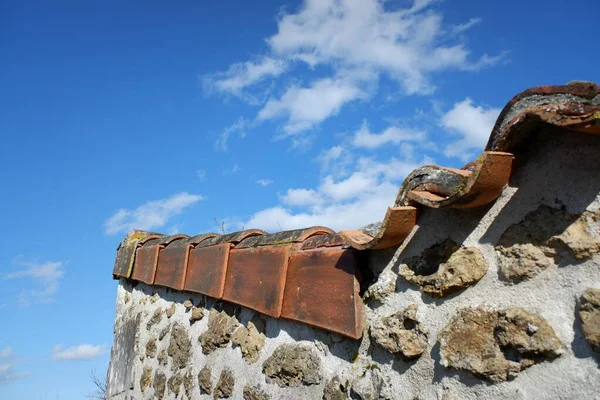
[198, 366, 212, 395]
[496, 206, 600, 282]
[183, 371, 194, 399]
[439, 307, 564, 382]
[190, 307, 205, 324]
[323, 376, 348, 400]
[370, 305, 428, 359]
[153, 370, 167, 400]
[580, 288, 600, 354]
[243, 384, 270, 400]
[214, 369, 235, 399]
[166, 303, 176, 318]
[199, 310, 239, 354]
[168, 323, 191, 370]
[168, 373, 183, 396]
[364, 270, 397, 301]
[140, 367, 152, 392]
[232, 321, 266, 363]
[399, 240, 487, 297]
[262, 344, 322, 387]
[145, 338, 157, 358]
[146, 308, 163, 330]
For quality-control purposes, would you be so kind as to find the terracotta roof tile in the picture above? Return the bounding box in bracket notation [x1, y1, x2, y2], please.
[111, 81, 600, 339]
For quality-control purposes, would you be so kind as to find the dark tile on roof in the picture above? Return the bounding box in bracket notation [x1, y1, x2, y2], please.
[187, 233, 219, 246]
[195, 229, 267, 248]
[300, 233, 346, 250]
[235, 226, 333, 249]
[113, 231, 162, 279]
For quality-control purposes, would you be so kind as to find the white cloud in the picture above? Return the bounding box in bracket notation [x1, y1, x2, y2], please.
[104, 192, 203, 235]
[256, 179, 273, 187]
[451, 17, 482, 35]
[0, 347, 29, 384]
[203, 57, 287, 97]
[280, 188, 323, 207]
[257, 78, 366, 134]
[52, 344, 106, 361]
[352, 121, 426, 149]
[4, 260, 65, 306]
[215, 117, 247, 151]
[222, 164, 241, 175]
[441, 98, 500, 161]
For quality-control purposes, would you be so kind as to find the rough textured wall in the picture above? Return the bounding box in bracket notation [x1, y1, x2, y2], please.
[107, 128, 600, 399]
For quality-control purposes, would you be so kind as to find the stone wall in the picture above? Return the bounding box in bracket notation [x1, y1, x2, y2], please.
[107, 128, 600, 399]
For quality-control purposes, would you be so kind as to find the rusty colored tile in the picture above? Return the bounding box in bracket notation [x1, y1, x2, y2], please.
[340, 207, 417, 250]
[131, 239, 162, 285]
[154, 239, 191, 290]
[300, 233, 345, 250]
[235, 226, 334, 249]
[196, 229, 266, 248]
[281, 249, 365, 339]
[184, 243, 232, 298]
[222, 246, 290, 317]
[113, 230, 162, 279]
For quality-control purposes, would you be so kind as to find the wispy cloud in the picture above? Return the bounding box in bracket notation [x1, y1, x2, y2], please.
[222, 164, 241, 175]
[4, 259, 65, 306]
[215, 117, 248, 151]
[352, 120, 426, 149]
[196, 169, 207, 180]
[0, 347, 30, 384]
[104, 192, 203, 235]
[52, 344, 106, 361]
[256, 179, 273, 187]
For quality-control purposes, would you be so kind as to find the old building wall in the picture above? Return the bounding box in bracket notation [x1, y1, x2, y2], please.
[107, 128, 600, 399]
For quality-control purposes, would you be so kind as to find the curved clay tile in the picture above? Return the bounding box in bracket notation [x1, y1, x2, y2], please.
[112, 230, 164, 279]
[300, 233, 346, 250]
[158, 234, 190, 246]
[235, 226, 334, 249]
[195, 229, 267, 248]
[187, 233, 219, 246]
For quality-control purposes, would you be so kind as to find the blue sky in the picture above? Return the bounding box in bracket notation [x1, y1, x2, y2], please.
[0, 0, 598, 397]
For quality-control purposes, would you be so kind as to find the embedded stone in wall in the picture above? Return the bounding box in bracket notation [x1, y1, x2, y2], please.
[496, 206, 600, 282]
[262, 344, 322, 387]
[168, 373, 183, 396]
[158, 348, 168, 366]
[184, 299, 194, 309]
[214, 369, 235, 399]
[166, 303, 176, 318]
[580, 288, 600, 354]
[364, 270, 397, 301]
[232, 321, 266, 363]
[147, 308, 163, 330]
[370, 305, 428, 359]
[438, 307, 564, 382]
[398, 240, 487, 297]
[153, 370, 167, 400]
[243, 384, 270, 400]
[140, 367, 152, 392]
[199, 310, 239, 355]
[350, 367, 391, 400]
[168, 323, 191, 370]
[323, 376, 349, 400]
[198, 366, 213, 395]
[183, 371, 194, 399]
[190, 307, 205, 324]
[145, 338, 157, 358]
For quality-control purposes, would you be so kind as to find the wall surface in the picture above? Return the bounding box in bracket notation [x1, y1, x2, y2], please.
[106, 128, 600, 399]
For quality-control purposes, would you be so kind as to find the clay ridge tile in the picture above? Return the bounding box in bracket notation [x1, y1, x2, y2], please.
[235, 226, 334, 249]
[195, 229, 266, 248]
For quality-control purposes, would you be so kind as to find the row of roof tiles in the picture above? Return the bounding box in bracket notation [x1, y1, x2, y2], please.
[112, 81, 600, 339]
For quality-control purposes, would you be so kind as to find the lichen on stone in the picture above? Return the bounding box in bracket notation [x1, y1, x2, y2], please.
[214, 369, 235, 399]
[438, 307, 564, 382]
[262, 343, 322, 387]
[168, 323, 191, 370]
[370, 305, 428, 359]
[199, 310, 239, 355]
[579, 288, 600, 354]
[496, 205, 600, 282]
[398, 239, 487, 297]
[232, 321, 266, 363]
[198, 366, 213, 395]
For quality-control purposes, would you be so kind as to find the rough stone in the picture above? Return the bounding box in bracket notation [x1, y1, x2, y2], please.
[183, 299, 194, 310]
[398, 240, 487, 297]
[232, 321, 266, 363]
[150, 293, 160, 303]
[364, 270, 397, 301]
[190, 307, 205, 324]
[183, 371, 194, 399]
[168, 373, 183, 396]
[158, 348, 168, 366]
[145, 338, 157, 358]
[243, 384, 270, 400]
[350, 367, 391, 400]
[158, 325, 171, 341]
[146, 308, 163, 330]
[214, 369, 235, 399]
[199, 310, 239, 355]
[140, 367, 152, 392]
[439, 307, 564, 382]
[323, 376, 348, 400]
[198, 366, 212, 395]
[153, 370, 167, 400]
[496, 206, 600, 281]
[168, 323, 191, 370]
[370, 305, 428, 359]
[166, 303, 176, 318]
[580, 288, 600, 353]
[262, 343, 322, 387]
[124, 292, 130, 304]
